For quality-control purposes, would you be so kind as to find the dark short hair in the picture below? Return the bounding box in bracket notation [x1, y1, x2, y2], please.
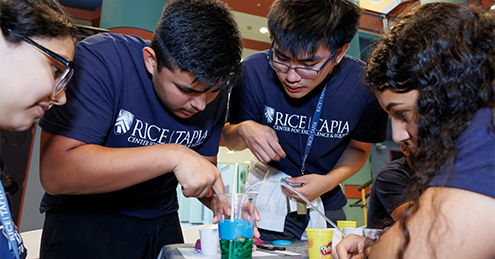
[0, 0, 78, 44]
[150, 0, 243, 91]
[268, 0, 361, 56]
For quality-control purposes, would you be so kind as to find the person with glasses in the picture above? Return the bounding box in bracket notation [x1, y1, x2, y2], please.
[37, 0, 246, 258]
[222, 0, 388, 241]
[333, 3, 494, 258]
[0, 0, 77, 258]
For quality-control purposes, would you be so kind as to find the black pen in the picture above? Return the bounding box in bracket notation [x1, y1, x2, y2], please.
[256, 244, 286, 251]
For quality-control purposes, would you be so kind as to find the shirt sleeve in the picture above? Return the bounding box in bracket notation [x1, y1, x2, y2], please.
[227, 58, 266, 124]
[373, 160, 412, 215]
[39, 37, 120, 145]
[428, 108, 495, 198]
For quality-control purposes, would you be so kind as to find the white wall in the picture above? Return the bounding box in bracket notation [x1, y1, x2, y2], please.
[19, 123, 45, 232]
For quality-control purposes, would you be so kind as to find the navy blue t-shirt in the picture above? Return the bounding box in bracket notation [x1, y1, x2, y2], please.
[228, 51, 388, 209]
[428, 108, 495, 198]
[367, 157, 414, 228]
[39, 33, 228, 219]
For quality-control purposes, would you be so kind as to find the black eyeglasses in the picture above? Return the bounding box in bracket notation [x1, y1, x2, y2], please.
[267, 42, 336, 79]
[23, 37, 74, 97]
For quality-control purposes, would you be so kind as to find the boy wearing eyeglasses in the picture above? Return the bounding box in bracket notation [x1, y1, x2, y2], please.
[37, 0, 245, 258]
[222, 0, 388, 241]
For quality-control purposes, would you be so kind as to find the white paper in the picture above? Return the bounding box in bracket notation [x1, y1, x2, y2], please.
[177, 247, 301, 258]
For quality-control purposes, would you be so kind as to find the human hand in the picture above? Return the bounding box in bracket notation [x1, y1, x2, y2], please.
[282, 174, 335, 202]
[253, 207, 261, 239]
[332, 234, 371, 259]
[211, 194, 261, 239]
[172, 146, 224, 198]
[239, 121, 286, 163]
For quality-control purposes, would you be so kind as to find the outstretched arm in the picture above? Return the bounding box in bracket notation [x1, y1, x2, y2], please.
[369, 187, 495, 259]
[334, 187, 495, 259]
[40, 130, 224, 198]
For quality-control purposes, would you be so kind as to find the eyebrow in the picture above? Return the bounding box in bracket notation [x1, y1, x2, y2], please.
[59, 54, 71, 61]
[49, 55, 70, 68]
[385, 102, 401, 112]
[274, 48, 321, 62]
[174, 82, 219, 93]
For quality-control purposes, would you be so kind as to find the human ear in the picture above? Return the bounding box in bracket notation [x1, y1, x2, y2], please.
[335, 44, 350, 64]
[143, 47, 157, 76]
[400, 142, 410, 157]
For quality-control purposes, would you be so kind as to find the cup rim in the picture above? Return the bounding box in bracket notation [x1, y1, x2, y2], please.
[213, 193, 258, 197]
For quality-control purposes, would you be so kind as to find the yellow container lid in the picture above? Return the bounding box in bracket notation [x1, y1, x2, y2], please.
[306, 228, 334, 237]
[337, 221, 357, 229]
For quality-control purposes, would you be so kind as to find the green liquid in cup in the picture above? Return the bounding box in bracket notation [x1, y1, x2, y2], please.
[219, 237, 253, 259]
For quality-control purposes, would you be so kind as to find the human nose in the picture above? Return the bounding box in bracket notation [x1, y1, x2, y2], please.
[391, 118, 410, 143]
[50, 90, 67, 107]
[285, 66, 302, 83]
[190, 93, 207, 111]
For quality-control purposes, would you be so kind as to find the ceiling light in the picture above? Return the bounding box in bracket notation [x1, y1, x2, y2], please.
[259, 27, 268, 34]
[491, 4, 495, 9]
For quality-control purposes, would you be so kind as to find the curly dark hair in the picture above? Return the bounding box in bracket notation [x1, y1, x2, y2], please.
[0, 0, 78, 44]
[0, 159, 18, 195]
[150, 0, 243, 91]
[268, 0, 361, 56]
[365, 3, 494, 258]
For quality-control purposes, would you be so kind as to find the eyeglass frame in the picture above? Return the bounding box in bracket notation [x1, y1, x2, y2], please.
[267, 41, 337, 79]
[23, 37, 74, 97]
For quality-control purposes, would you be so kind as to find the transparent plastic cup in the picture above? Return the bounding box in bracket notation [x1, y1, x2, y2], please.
[214, 193, 257, 259]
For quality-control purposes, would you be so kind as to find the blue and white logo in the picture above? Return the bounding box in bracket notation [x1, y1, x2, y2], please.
[114, 109, 134, 135]
[264, 105, 275, 124]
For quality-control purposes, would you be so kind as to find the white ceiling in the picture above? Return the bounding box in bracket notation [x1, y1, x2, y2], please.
[232, 11, 270, 44]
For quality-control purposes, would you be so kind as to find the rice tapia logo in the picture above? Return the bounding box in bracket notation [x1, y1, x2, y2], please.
[264, 105, 275, 124]
[114, 109, 134, 135]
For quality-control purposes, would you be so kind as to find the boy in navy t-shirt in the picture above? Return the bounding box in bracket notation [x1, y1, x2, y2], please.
[222, 0, 388, 241]
[37, 0, 243, 258]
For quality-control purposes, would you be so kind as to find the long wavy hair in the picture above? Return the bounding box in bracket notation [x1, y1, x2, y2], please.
[365, 3, 494, 258]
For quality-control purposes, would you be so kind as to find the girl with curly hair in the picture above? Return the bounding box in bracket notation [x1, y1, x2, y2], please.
[333, 3, 494, 259]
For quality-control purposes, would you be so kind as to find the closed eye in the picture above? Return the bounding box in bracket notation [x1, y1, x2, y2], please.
[301, 62, 318, 68]
[275, 55, 288, 63]
[178, 88, 193, 94]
